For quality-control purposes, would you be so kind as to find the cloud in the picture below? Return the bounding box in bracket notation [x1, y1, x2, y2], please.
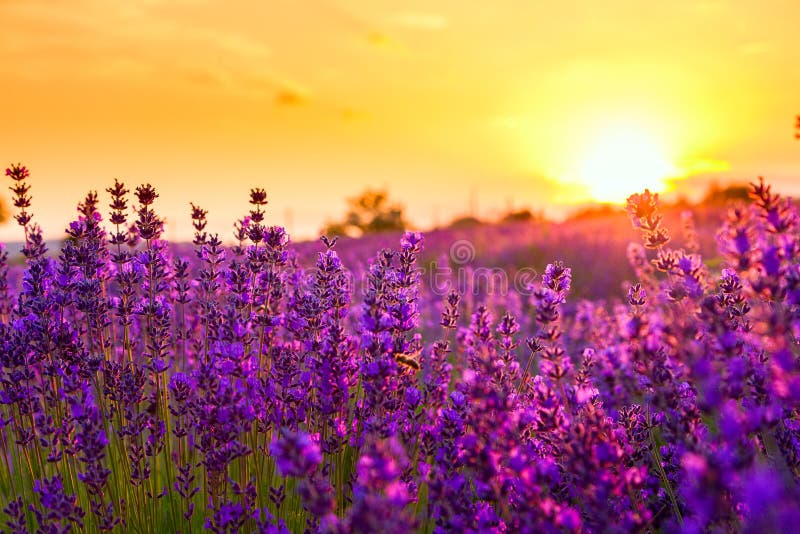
[180, 68, 228, 89]
[683, 158, 731, 175]
[365, 31, 395, 47]
[0, 0, 319, 103]
[488, 115, 527, 131]
[391, 12, 449, 31]
[275, 87, 307, 106]
[739, 41, 773, 56]
[341, 107, 367, 121]
[210, 33, 272, 61]
[692, 1, 728, 14]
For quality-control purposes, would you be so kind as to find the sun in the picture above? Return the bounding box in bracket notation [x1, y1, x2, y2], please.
[577, 127, 678, 203]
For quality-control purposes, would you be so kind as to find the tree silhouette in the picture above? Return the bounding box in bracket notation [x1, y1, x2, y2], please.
[323, 189, 407, 237]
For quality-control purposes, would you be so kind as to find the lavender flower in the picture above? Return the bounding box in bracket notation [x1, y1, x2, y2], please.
[0, 164, 798, 532]
[270, 429, 323, 478]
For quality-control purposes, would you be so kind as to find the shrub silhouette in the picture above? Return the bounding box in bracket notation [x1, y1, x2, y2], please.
[323, 188, 407, 236]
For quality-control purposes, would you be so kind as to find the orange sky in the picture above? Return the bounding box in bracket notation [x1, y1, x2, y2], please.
[1, 0, 799, 242]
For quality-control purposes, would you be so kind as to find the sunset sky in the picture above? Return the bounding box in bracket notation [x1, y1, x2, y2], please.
[1, 0, 799, 242]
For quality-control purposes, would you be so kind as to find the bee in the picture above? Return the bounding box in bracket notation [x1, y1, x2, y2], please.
[393, 350, 421, 372]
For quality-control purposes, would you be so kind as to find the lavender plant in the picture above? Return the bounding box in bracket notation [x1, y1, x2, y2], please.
[1, 164, 799, 533]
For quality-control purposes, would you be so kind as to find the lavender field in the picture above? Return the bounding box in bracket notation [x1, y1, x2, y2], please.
[1, 163, 799, 533]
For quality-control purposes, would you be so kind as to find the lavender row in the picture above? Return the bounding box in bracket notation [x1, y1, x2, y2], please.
[0, 163, 799, 533]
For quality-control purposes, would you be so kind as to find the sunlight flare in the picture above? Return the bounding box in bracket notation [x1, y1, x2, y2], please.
[577, 127, 679, 203]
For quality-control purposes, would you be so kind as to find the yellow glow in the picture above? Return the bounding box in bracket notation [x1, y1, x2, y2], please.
[575, 126, 678, 203]
[0, 1, 798, 240]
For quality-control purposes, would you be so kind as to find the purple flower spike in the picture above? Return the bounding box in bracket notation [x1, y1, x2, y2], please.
[270, 429, 322, 478]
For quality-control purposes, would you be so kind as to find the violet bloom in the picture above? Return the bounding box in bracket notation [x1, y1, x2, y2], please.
[270, 428, 322, 478]
[2, 497, 27, 534]
[31, 475, 85, 532]
[347, 436, 416, 533]
[400, 230, 424, 254]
